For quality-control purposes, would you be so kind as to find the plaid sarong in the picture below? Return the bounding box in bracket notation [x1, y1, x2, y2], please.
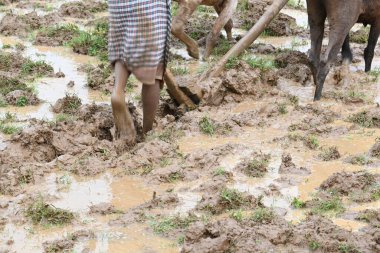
[108, 0, 171, 84]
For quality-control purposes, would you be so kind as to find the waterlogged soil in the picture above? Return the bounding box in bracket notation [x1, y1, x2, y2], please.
[1, 0, 380, 252]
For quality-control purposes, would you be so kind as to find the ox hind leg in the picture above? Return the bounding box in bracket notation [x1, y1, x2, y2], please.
[364, 23, 380, 72]
[172, 0, 201, 59]
[306, 0, 326, 85]
[214, 4, 233, 41]
[204, 0, 237, 59]
[313, 1, 360, 101]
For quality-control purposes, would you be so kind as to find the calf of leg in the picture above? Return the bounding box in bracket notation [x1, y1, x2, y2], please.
[142, 81, 161, 134]
[172, 2, 200, 59]
[364, 24, 380, 72]
[314, 13, 358, 100]
[214, 4, 233, 40]
[341, 34, 353, 64]
[204, 0, 237, 58]
[306, 0, 326, 80]
[111, 61, 136, 143]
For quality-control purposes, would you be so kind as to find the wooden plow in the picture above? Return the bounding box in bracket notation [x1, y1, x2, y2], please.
[165, 0, 290, 108]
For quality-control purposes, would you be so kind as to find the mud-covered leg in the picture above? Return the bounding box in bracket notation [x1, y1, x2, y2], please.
[171, 1, 200, 59]
[214, 5, 233, 41]
[364, 23, 380, 72]
[142, 80, 161, 134]
[341, 34, 353, 63]
[204, 0, 237, 59]
[111, 61, 136, 143]
[306, 0, 326, 82]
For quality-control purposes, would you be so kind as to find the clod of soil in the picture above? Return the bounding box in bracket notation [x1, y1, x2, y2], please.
[351, 27, 369, 44]
[355, 209, 380, 228]
[318, 146, 341, 161]
[84, 63, 114, 93]
[279, 153, 310, 175]
[236, 0, 302, 36]
[89, 203, 119, 215]
[59, 0, 108, 19]
[0, 12, 61, 37]
[181, 214, 377, 252]
[197, 187, 257, 215]
[320, 171, 380, 196]
[43, 230, 94, 253]
[35, 24, 81, 47]
[5, 90, 39, 106]
[349, 108, 380, 128]
[235, 152, 270, 177]
[52, 94, 82, 114]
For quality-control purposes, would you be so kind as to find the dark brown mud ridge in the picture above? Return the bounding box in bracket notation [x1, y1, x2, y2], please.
[0, 11, 61, 37]
[59, 0, 108, 19]
[235, 0, 306, 36]
[34, 25, 81, 47]
[181, 214, 379, 253]
[0, 50, 54, 106]
[320, 171, 380, 203]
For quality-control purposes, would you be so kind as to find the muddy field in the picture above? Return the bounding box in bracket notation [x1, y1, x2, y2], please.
[0, 0, 380, 252]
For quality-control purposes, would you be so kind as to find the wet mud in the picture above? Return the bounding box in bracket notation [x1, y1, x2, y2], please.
[1, 0, 380, 252]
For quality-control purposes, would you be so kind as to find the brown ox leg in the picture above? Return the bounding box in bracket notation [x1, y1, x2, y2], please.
[364, 23, 380, 72]
[214, 3, 233, 40]
[172, 0, 201, 59]
[314, 0, 360, 100]
[204, 0, 237, 59]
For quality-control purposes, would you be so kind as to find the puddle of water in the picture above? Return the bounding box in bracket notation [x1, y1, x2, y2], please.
[75, 224, 178, 253]
[175, 191, 202, 213]
[281, 9, 308, 28]
[179, 127, 284, 154]
[349, 200, 380, 212]
[0, 37, 109, 120]
[277, 78, 314, 103]
[332, 218, 367, 232]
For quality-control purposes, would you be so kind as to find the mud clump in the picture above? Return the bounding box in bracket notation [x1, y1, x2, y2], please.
[351, 27, 369, 44]
[181, 215, 377, 252]
[275, 51, 309, 68]
[237, 0, 301, 36]
[59, 0, 108, 19]
[0, 12, 61, 37]
[52, 94, 82, 115]
[370, 140, 380, 158]
[34, 25, 80, 47]
[84, 63, 114, 93]
[202, 62, 270, 106]
[197, 187, 257, 215]
[235, 152, 270, 177]
[320, 172, 380, 196]
[356, 209, 380, 228]
[279, 153, 310, 175]
[274, 51, 312, 85]
[5, 90, 40, 106]
[349, 108, 380, 128]
[318, 146, 341, 161]
[43, 230, 94, 253]
[89, 203, 119, 215]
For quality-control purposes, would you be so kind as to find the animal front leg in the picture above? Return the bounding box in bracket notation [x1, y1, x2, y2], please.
[171, 2, 200, 59]
[364, 23, 380, 72]
[204, 0, 237, 59]
[214, 4, 233, 41]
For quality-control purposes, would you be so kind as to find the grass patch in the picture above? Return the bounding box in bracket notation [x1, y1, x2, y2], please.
[199, 116, 216, 135]
[287, 0, 304, 9]
[20, 59, 53, 77]
[309, 240, 321, 251]
[304, 135, 319, 150]
[171, 65, 189, 76]
[369, 67, 380, 82]
[220, 188, 248, 210]
[230, 209, 244, 222]
[348, 111, 374, 128]
[338, 243, 360, 253]
[310, 196, 345, 216]
[213, 39, 232, 56]
[244, 56, 277, 71]
[348, 155, 371, 165]
[225, 57, 240, 69]
[16, 96, 28, 107]
[26, 197, 74, 226]
[291, 198, 306, 209]
[68, 21, 108, 61]
[251, 208, 274, 223]
[277, 103, 288, 114]
[243, 154, 270, 177]
[150, 215, 196, 235]
[213, 167, 227, 177]
[318, 146, 341, 161]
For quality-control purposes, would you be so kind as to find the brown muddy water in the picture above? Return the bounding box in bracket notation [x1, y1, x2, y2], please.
[1, 0, 380, 252]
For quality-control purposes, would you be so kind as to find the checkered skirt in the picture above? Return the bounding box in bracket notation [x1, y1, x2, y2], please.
[108, 0, 171, 78]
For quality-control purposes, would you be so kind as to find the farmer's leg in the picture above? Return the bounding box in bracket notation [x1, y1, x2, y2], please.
[111, 61, 136, 143]
[142, 80, 161, 134]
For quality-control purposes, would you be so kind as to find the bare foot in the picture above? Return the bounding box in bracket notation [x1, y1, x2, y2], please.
[111, 95, 136, 144]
